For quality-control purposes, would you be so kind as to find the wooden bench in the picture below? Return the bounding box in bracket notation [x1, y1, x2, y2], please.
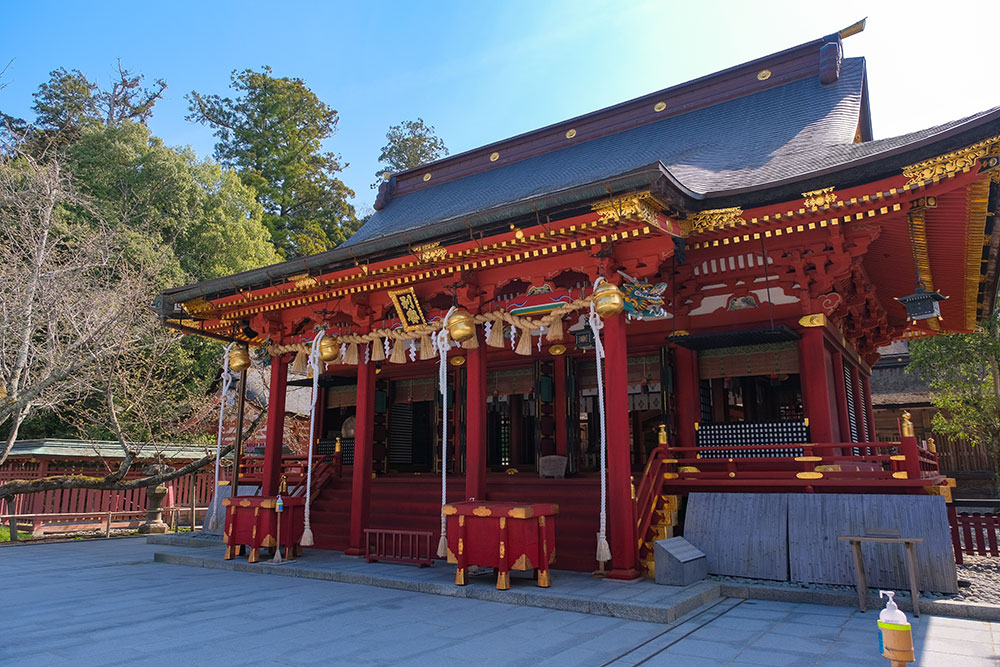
[838, 535, 923, 616]
[364, 529, 434, 567]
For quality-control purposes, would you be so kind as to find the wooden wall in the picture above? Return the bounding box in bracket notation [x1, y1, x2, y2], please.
[684, 492, 957, 593]
[684, 493, 788, 581]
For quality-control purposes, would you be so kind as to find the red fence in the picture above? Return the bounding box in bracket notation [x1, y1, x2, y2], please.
[948, 506, 1000, 564]
[0, 467, 215, 533]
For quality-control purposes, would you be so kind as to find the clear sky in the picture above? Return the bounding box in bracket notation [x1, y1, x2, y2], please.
[2, 0, 997, 212]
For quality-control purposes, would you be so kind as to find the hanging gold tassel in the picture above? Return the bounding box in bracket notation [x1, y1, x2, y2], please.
[419, 334, 434, 360]
[371, 337, 386, 362]
[514, 327, 533, 356]
[461, 327, 479, 349]
[486, 319, 505, 347]
[290, 350, 309, 373]
[546, 316, 563, 341]
[344, 342, 359, 365]
[390, 336, 407, 364]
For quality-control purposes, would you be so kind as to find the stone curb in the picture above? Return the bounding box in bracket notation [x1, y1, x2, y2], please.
[146, 534, 219, 548]
[153, 550, 721, 624]
[720, 583, 1000, 621]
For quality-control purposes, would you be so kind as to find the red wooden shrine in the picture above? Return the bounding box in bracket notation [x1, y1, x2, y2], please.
[156, 24, 1000, 579]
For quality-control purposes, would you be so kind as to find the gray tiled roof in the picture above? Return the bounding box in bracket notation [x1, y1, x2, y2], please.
[347, 59, 869, 247]
[6, 439, 213, 460]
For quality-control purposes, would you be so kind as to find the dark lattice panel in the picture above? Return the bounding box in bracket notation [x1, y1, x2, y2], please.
[388, 403, 414, 464]
[844, 361, 860, 454]
[857, 377, 871, 441]
[699, 380, 713, 422]
[340, 437, 355, 465]
[696, 421, 808, 458]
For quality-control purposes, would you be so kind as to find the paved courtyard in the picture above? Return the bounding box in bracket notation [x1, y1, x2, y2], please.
[2, 538, 998, 666]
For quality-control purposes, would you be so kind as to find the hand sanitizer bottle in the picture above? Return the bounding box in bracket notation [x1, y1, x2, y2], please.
[877, 590, 914, 664]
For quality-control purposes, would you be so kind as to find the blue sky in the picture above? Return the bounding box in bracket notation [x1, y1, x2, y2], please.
[2, 1, 997, 211]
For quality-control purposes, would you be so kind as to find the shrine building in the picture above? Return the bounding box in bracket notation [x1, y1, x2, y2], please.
[155, 22, 1000, 580]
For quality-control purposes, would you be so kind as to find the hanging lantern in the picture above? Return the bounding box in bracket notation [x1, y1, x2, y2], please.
[318, 336, 340, 363]
[896, 283, 947, 323]
[446, 309, 476, 343]
[228, 345, 251, 371]
[573, 328, 595, 351]
[593, 281, 625, 319]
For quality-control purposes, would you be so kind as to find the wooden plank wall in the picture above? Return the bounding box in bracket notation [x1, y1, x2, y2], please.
[789, 494, 958, 594]
[684, 493, 789, 581]
[683, 492, 958, 594]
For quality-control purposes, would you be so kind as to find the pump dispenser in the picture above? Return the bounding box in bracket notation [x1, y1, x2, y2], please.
[877, 591, 914, 665]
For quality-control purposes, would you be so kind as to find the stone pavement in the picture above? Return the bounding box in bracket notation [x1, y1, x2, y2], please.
[1, 537, 997, 666]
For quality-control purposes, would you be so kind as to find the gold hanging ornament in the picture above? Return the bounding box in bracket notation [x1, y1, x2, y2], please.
[318, 336, 340, 363]
[229, 345, 251, 372]
[593, 281, 625, 319]
[446, 309, 476, 343]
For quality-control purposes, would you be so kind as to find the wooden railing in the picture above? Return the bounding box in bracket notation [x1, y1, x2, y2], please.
[634, 427, 676, 562]
[364, 528, 434, 567]
[653, 437, 942, 489]
[239, 453, 342, 498]
[948, 506, 1000, 564]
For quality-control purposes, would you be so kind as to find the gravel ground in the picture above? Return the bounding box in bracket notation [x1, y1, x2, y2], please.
[709, 555, 1000, 606]
[953, 555, 1000, 604]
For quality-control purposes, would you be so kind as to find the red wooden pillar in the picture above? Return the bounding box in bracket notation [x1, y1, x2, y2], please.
[553, 355, 568, 457]
[261, 354, 289, 497]
[347, 355, 376, 555]
[465, 333, 487, 501]
[831, 350, 851, 445]
[798, 328, 835, 443]
[603, 312, 639, 579]
[672, 345, 699, 448]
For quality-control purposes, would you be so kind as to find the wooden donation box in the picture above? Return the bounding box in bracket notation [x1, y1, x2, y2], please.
[223, 496, 305, 563]
[444, 501, 557, 590]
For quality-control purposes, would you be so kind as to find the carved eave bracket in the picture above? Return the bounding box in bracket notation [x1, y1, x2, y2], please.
[902, 134, 1000, 187]
[591, 191, 683, 236]
[687, 206, 745, 235]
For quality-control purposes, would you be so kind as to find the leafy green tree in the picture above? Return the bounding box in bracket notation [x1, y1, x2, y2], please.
[908, 315, 1000, 491]
[187, 66, 357, 258]
[373, 118, 448, 188]
[32, 68, 98, 132]
[66, 122, 279, 284]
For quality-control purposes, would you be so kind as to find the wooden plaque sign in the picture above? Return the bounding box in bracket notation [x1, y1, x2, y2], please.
[388, 287, 427, 330]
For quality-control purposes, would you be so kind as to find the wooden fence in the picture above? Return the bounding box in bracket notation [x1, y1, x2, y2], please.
[0, 469, 214, 536]
[948, 506, 1000, 563]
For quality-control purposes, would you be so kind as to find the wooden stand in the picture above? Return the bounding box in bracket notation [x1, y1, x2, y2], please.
[838, 535, 924, 616]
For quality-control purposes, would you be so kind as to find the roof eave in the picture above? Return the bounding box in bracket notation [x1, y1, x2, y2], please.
[154, 165, 676, 316]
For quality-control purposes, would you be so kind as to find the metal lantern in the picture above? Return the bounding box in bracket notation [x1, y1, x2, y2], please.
[593, 281, 625, 319]
[228, 345, 251, 372]
[896, 283, 947, 323]
[573, 328, 595, 350]
[446, 309, 476, 343]
[318, 336, 340, 363]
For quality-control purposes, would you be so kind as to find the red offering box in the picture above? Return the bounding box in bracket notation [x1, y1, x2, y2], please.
[223, 495, 305, 563]
[443, 501, 558, 589]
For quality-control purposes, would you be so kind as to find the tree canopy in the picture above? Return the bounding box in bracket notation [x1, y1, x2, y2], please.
[908, 316, 1000, 490]
[373, 118, 448, 188]
[1, 67, 279, 461]
[187, 66, 358, 258]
